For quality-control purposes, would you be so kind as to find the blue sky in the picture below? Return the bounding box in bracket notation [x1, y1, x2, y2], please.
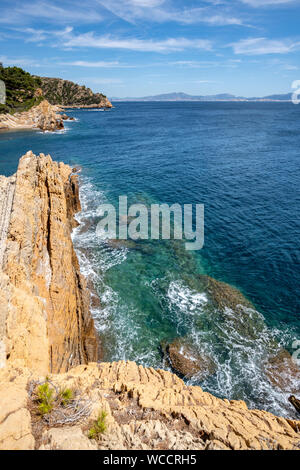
[0, 0, 300, 97]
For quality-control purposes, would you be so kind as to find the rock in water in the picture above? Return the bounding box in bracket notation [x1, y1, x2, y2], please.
[162, 338, 216, 380]
[197, 274, 253, 311]
[289, 396, 300, 416]
[265, 350, 300, 393]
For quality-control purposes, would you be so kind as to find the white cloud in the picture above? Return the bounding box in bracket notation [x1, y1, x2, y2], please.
[67, 60, 122, 67]
[168, 59, 241, 68]
[64, 33, 213, 52]
[128, 0, 164, 6]
[98, 0, 245, 26]
[283, 64, 298, 70]
[11, 26, 74, 44]
[1, 25, 213, 53]
[240, 0, 296, 6]
[230, 37, 300, 55]
[66, 60, 143, 68]
[201, 15, 244, 25]
[193, 80, 221, 84]
[0, 0, 245, 27]
[0, 1, 103, 25]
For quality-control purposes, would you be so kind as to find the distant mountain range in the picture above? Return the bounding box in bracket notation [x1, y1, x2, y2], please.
[110, 92, 293, 102]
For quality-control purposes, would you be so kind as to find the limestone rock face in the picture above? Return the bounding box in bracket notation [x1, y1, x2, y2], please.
[0, 366, 34, 450]
[0, 100, 64, 131]
[39, 427, 98, 450]
[1, 361, 299, 450]
[0, 152, 98, 374]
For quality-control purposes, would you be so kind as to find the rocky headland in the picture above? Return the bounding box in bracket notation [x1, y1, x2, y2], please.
[0, 65, 112, 133]
[0, 100, 65, 132]
[0, 153, 299, 450]
[39, 76, 112, 109]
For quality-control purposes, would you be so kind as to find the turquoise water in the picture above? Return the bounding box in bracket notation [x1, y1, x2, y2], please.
[0, 102, 299, 418]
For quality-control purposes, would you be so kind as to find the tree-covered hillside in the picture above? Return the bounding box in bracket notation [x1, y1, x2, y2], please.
[0, 64, 111, 113]
[0, 65, 43, 114]
[39, 76, 110, 107]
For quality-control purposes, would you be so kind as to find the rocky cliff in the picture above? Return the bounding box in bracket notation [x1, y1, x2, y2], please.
[39, 77, 112, 108]
[0, 100, 65, 131]
[0, 153, 299, 451]
[0, 152, 98, 374]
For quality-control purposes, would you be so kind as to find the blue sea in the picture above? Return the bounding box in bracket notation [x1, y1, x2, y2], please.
[0, 102, 299, 418]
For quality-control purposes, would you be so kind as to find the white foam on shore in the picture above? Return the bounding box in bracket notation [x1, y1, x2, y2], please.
[39, 129, 67, 134]
[164, 279, 299, 418]
[167, 280, 207, 313]
[72, 176, 128, 337]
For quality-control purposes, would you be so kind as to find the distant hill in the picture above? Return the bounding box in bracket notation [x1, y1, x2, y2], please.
[39, 76, 112, 108]
[248, 93, 293, 101]
[111, 92, 293, 102]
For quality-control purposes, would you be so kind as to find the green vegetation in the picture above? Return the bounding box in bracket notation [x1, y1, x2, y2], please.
[0, 66, 43, 114]
[88, 410, 108, 439]
[0, 64, 109, 113]
[58, 387, 74, 406]
[36, 382, 55, 416]
[35, 382, 75, 417]
[40, 76, 108, 106]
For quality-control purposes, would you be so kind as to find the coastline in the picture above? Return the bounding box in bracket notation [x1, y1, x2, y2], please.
[0, 100, 66, 133]
[0, 152, 299, 450]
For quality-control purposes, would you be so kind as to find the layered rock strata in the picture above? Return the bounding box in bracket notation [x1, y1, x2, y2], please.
[1, 361, 300, 450]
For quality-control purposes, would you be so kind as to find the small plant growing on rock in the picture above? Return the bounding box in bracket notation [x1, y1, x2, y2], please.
[88, 410, 108, 439]
[58, 387, 74, 406]
[37, 382, 54, 416]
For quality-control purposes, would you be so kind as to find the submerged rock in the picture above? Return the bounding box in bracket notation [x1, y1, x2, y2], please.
[289, 396, 300, 416]
[265, 349, 300, 394]
[197, 274, 253, 311]
[106, 238, 153, 254]
[161, 337, 216, 380]
[192, 274, 268, 342]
